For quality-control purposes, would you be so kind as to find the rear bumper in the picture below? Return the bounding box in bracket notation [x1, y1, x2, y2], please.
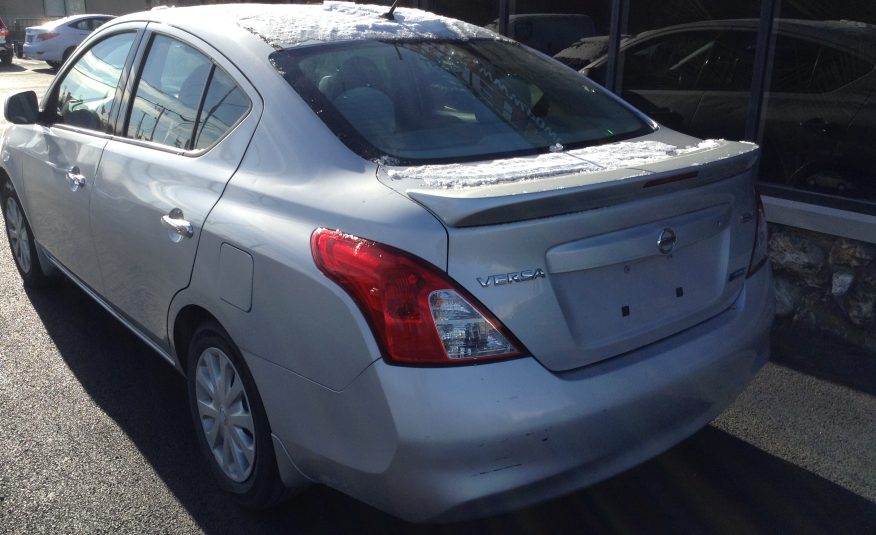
[252, 266, 774, 522]
[22, 42, 57, 60]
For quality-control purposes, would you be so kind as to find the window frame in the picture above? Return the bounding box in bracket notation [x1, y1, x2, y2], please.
[113, 23, 256, 157]
[587, 3, 876, 219]
[40, 23, 145, 138]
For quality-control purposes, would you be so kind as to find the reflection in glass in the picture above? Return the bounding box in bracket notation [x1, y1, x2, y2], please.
[55, 32, 135, 131]
[760, 16, 876, 203]
[192, 68, 250, 150]
[126, 35, 212, 149]
[273, 39, 651, 164]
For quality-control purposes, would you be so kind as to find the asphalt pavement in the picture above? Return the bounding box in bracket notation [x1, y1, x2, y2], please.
[1, 58, 875, 534]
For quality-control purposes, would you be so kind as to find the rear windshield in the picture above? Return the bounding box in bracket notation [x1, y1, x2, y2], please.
[271, 39, 652, 165]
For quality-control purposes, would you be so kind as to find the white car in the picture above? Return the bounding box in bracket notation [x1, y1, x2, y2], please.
[23, 14, 114, 69]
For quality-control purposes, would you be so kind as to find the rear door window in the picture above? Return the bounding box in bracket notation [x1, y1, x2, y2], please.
[192, 68, 250, 150]
[125, 34, 212, 149]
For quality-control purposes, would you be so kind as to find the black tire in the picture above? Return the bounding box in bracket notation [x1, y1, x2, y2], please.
[47, 61, 60, 70]
[186, 320, 289, 509]
[62, 47, 74, 63]
[1, 180, 49, 288]
[0, 49, 12, 66]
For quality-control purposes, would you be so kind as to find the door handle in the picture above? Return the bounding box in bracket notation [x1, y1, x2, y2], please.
[65, 166, 87, 192]
[161, 208, 193, 243]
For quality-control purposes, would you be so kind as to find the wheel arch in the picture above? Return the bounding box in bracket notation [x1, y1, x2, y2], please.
[172, 303, 222, 375]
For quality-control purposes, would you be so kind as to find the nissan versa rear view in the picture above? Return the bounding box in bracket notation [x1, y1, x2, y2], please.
[0, 2, 773, 522]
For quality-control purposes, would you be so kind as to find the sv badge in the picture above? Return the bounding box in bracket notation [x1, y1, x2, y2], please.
[478, 268, 546, 288]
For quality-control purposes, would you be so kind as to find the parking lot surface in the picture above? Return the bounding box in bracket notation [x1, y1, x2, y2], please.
[1, 58, 875, 534]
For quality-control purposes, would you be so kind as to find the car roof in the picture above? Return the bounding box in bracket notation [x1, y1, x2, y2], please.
[114, 1, 504, 50]
[632, 18, 876, 59]
[48, 14, 114, 26]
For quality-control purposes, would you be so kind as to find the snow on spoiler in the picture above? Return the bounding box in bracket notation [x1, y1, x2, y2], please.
[378, 139, 759, 227]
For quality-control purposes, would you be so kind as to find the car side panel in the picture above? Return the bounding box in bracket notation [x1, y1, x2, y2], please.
[90, 26, 263, 349]
[170, 111, 449, 391]
[13, 125, 107, 291]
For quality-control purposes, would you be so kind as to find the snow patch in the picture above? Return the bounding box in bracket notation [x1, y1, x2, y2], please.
[234, 1, 503, 50]
[385, 140, 727, 189]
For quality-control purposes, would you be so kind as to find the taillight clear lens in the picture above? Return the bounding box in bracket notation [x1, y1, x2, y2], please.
[747, 192, 769, 276]
[429, 290, 517, 359]
[311, 228, 524, 365]
[37, 32, 59, 41]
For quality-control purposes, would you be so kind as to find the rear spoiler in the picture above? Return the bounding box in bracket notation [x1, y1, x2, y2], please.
[382, 141, 758, 228]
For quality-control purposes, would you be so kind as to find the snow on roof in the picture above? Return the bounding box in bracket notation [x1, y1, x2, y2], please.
[231, 1, 504, 50]
[385, 140, 733, 189]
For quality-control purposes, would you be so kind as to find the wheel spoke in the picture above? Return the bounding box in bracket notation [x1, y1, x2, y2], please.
[226, 375, 244, 406]
[203, 418, 220, 449]
[220, 357, 234, 404]
[221, 429, 233, 473]
[197, 399, 219, 420]
[228, 412, 254, 435]
[229, 428, 254, 470]
[195, 366, 216, 399]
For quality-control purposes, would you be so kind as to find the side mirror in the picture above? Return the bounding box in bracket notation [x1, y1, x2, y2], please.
[4, 91, 39, 124]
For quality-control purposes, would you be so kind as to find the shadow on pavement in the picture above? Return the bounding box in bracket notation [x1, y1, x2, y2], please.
[771, 321, 876, 396]
[0, 63, 27, 73]
[25, 281, 876, 534]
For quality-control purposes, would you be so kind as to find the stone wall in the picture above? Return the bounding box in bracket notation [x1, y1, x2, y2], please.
[769, 223, 876, 353]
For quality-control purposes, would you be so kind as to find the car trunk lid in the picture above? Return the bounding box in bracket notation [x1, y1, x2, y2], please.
[379, 138, 760, 371]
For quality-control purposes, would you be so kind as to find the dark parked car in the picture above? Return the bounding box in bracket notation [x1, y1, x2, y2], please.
[0, 16, 13, 65]
[584, 19, 876, 200]
[553, 34, 629, 71]
[487, 14, 596, 56]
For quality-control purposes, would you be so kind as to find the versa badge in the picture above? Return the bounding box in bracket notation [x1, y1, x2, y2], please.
[477, 268, 546, 288]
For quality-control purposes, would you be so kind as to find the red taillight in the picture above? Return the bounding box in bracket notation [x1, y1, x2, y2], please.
[36, 32, 59, 41]
[311, 228, 524, 365]
[0, 29, 8, 38]
[747, 192, 769, 276]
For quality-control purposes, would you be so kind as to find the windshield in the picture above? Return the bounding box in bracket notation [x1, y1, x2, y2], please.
[271, 39, 653, 165]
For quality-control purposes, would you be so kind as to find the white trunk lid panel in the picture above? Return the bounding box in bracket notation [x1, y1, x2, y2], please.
[380, 138, 760, 371]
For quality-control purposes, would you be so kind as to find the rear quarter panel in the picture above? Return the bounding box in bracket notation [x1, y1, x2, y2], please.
[170, 78, 449, 392]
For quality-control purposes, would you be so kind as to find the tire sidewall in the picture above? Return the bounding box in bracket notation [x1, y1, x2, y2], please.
[1, 180, 44, 286]
[186, 321, 281, 505]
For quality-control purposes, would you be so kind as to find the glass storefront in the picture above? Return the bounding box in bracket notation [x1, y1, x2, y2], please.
[756, 1, 876, 213]
[359, 1, 876, 225]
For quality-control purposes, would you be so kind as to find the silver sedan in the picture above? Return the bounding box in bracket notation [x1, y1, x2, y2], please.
[1, 2, 773, 523]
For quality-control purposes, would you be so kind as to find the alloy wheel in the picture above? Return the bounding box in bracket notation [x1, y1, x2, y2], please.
[4, 196, 32, 274]
[194, 346, 256, 483]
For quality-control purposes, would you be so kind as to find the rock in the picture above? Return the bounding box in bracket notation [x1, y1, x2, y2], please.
[842, 282, 876, 327]
[830, 269, 854, 297]
[795, 292, 874, 349]
[774, 274, 803, 316]
[829, 238, 876, 268]
[768, 230, 828, 287]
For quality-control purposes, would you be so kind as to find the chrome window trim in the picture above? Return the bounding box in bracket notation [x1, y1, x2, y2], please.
[116, 22, 258, 158]
[40, 25, 145, 137]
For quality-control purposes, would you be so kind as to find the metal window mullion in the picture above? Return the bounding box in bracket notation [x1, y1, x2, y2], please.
[188, 65, 215, 151]
[498, 0, 510, 37]
[744, 0, 780, 142]
[605, 0, 625, 93]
